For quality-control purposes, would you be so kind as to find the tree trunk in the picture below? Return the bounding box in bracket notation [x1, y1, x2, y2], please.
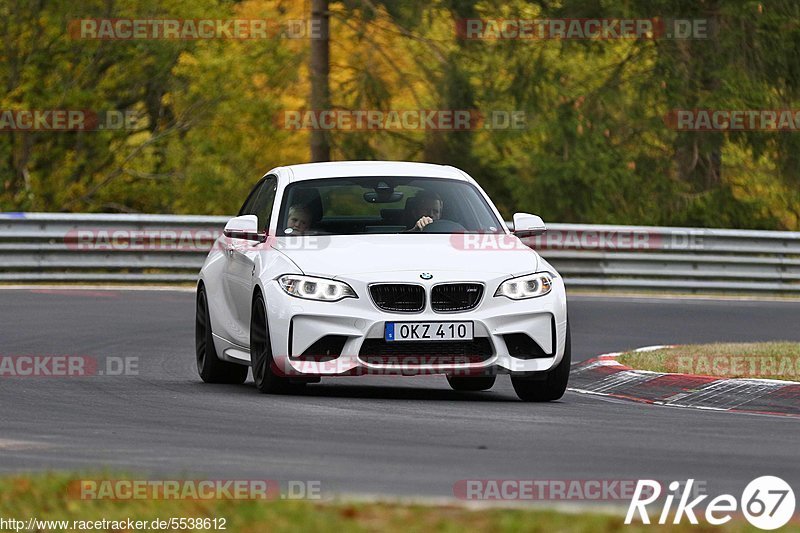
[673, 2, 722, 190]
[310, 0, 331, 162]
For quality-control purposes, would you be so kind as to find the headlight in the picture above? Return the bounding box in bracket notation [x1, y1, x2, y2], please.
[278, 274, 357, 302]
[494, 272, 553, 300]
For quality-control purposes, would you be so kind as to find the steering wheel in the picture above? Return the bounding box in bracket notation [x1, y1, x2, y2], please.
[421, 220, 467, 233]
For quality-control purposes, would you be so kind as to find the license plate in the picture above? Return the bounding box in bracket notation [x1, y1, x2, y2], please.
[385, 322, 474, 342]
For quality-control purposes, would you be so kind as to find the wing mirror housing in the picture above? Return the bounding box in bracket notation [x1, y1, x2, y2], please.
[512, 212, 546, 237]
[223, 215, 265, 241]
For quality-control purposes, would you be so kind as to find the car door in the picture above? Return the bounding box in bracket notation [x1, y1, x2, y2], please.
[211, 178, 261, 347]
[221, 176, 278, 348]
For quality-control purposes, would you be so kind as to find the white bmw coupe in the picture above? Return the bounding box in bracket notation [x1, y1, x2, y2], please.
[196, 161, 569, 401]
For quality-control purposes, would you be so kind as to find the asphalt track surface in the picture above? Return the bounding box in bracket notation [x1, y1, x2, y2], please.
[1, 288, 799, 501]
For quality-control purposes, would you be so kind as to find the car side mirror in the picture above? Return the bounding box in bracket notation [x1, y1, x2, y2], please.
[223, 215, 264, 241]
[512, 213, 546, 237]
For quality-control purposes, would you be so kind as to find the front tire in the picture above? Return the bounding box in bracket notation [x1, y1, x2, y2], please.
[447, 375, 496, 391]
[511, 322, 571, 402]
[196, 285, 248, 384]
[250, 292, 301, 394]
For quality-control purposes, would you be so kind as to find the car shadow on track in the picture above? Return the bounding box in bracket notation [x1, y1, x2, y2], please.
[294, 383, 520, 402]
[185, 378, 568, 403]
[186, 380, 519, 401]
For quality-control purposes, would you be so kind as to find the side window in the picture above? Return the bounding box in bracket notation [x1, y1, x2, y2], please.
[238, 178, 265, 216]
[251, 177, 278, 231]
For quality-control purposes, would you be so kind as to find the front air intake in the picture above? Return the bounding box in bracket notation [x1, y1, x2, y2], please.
[293, 335, 348, 361]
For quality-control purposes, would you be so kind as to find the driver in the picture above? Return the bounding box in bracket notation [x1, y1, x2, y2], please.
[408, 191, 443, 231]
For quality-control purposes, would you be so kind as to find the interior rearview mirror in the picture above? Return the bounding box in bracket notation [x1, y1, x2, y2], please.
[364, 191, 404, 203]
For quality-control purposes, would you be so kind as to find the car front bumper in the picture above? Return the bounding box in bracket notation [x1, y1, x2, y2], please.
[262, 271, 568, 377]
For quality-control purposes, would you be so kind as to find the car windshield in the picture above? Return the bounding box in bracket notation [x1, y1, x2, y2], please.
[276, 177, 504, 236]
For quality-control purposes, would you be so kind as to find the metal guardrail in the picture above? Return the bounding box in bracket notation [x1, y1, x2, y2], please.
[0, 213, 225, 283]
[1, 212, 799, 293]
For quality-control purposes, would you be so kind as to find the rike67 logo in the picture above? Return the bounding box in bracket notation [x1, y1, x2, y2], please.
[626, 477, 796, 530]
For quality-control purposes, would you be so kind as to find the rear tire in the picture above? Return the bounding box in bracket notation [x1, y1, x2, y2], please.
[446, 375, 496, 391]
[196, 285, 248, 384]
[511, 322, 571, 402]
[250, 292, 301, 394]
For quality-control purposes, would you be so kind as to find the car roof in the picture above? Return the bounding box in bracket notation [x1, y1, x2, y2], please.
[269, 161, 471, 183]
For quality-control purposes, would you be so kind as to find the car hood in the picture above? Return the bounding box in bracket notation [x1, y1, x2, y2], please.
[271, 233, 539, 277]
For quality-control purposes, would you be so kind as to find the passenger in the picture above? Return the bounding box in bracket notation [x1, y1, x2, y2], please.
[286, 204, 312, 234]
